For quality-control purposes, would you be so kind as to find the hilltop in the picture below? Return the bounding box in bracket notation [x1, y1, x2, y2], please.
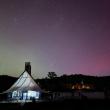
[0, 74, 110, 92]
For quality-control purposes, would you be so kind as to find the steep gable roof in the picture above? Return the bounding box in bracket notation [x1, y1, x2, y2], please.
[4, 71, 42, 93]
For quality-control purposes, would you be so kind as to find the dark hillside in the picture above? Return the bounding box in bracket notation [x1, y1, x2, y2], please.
[0, 75, 17, 92]
[0, 74, 110, 92]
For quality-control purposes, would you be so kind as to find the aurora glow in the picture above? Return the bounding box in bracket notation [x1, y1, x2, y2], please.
[0, 0, 110, 78]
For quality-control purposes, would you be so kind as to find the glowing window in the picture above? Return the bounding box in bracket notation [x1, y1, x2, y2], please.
[13, 91, 17, 96]
[28, 91, 40, 99]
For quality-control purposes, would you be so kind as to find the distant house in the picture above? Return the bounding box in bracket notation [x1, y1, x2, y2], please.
[72, 81, 94, 90]
[2, 62, 43, 101]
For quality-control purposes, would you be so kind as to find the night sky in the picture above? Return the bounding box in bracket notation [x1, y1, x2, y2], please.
[0, 0, 110, 78]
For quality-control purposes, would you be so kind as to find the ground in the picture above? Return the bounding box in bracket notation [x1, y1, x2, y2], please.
[0, 99, 110, 110]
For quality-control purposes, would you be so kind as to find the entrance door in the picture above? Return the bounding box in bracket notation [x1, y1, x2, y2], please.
[23, 93, 27, 100]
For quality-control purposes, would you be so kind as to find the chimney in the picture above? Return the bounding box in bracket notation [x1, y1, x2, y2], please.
[25, 62, 31, 75]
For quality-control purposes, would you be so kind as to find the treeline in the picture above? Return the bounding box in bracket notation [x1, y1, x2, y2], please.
[0, 75, 17, 92]
[0, 72, 110, 92]
[36, 73, 110, 91]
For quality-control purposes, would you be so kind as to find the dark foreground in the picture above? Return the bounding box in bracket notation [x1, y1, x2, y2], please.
[0, 99, 110, 110]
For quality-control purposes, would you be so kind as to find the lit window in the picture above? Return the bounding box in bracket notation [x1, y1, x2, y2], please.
[28, 91, 40, 99]
[13, 91, 17, 96]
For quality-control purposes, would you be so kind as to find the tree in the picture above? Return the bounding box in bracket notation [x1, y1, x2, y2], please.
[47, 72, 57, 79]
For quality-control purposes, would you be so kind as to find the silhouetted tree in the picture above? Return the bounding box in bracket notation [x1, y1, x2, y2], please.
[47, 72, 57, 79]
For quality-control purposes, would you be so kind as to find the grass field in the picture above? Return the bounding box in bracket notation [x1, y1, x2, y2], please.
[0, 99, 110, 110]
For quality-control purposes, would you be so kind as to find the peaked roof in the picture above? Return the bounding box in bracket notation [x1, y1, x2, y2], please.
[4, 71, 42, 93]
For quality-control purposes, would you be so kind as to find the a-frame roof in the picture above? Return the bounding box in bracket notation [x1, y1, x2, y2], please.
[4, 71, 42, 93]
